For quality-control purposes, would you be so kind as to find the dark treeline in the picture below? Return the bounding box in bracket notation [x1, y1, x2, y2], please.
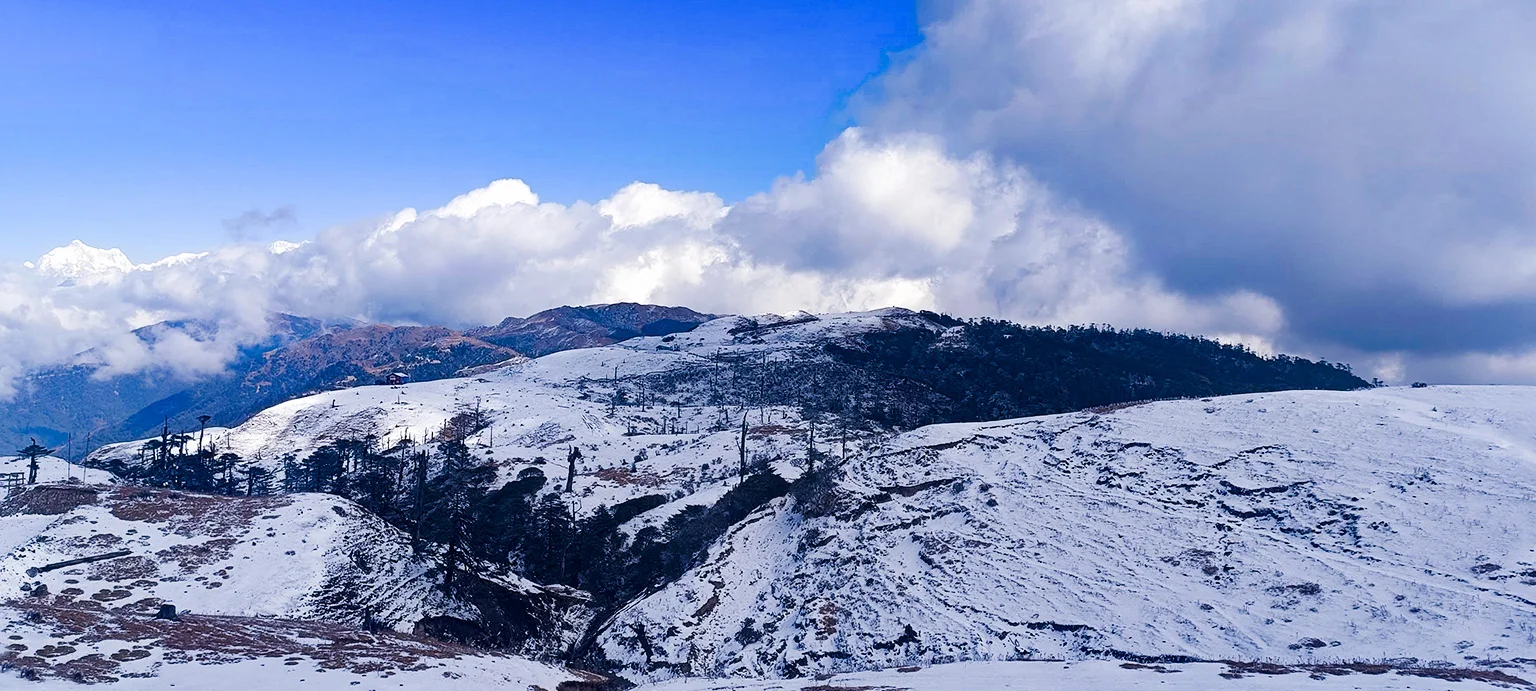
[107, 405, 793, 630]
[824, 317, 1370, 427]
[99, 420, 277, 497]
[281, 422, 791, 629]
[626, 313, 1369, 433]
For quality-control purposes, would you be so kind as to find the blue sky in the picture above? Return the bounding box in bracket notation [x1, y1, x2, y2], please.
[4, 0, 1534, 384]
[0, 0, 920, 263]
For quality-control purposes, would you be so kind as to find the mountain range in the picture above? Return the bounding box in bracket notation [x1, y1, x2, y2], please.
[8, 305, 1527, 689]
[0, 304, 713, 453]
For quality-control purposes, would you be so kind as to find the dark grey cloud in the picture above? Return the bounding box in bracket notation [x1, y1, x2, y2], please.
[222, 206, 297, 240]
[866, 0, 1536, 382]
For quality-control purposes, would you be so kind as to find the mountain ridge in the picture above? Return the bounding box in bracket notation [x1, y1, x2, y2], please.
[467, 303, 715, 357]
[9, 308, 1529, 689]
[1, 303, 718, 453]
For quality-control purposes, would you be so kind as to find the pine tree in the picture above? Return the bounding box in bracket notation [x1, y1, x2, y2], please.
[421, 439, 493, 592]
[240, 464, 275, 496]
[806, 416, 816, 475]
[164, 432, 194, 489]
[409, 448, 430, 552]
[176, 446, 217, 492]
[527, 492, 573, 584]
[571, 505, 622, 596]
[470, 467, 545, 568]
[215, 452, 243, 495]
[352, 446, 402, 521]
[299, 445, 346, 495]
[17, 439, 53, 485]
[279, 453, 305, 493]
[154, 420, 172, 478]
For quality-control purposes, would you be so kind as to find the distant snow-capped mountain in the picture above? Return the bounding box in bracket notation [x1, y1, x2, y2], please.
[31, 240, 136, 278]
[2, 303, 717, 453]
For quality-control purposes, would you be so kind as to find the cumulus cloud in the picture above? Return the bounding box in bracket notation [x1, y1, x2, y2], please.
[719, 129, 1281, 339]
[598, 183, 727, 231]
[21, 0, 1530, 388]
[865, 0, 1536, 376]
[0, 127, 1280, 396]
[0, 256, 274, 398]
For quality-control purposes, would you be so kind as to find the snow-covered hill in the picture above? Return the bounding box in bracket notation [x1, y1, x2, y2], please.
[72, 313, 1533, 684]
[598, 385, 1536, 679]
[0, 483, 582, 653]
[89, 310, 936, 516]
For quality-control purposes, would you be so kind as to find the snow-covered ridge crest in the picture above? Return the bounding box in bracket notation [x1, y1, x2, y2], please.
[88, 308, 936, 473]
[600, 385, 1536, 679]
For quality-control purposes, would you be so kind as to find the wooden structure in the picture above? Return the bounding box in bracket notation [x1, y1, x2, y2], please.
[26, 550, 133, 577]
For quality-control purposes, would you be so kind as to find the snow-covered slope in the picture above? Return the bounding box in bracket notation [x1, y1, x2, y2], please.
[77, 314, 1533, 684]
[90, 310, 933, 516]
[598, 386, 1536, 679]
[635, 659, 1532, 691]
[0, 455, 115, 487]
[0, 484, 572, 641]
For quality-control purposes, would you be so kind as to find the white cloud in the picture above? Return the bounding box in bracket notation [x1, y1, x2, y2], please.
[433, 179, 539, 219]
[722, 129, 1279, 338]
[0, 126, 1284, 396]
[1353, 348, 1536, 387]
[1456, 349, 1536, 384]
[11, 0, 1533, 390]
[598, 182, 727, 231]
